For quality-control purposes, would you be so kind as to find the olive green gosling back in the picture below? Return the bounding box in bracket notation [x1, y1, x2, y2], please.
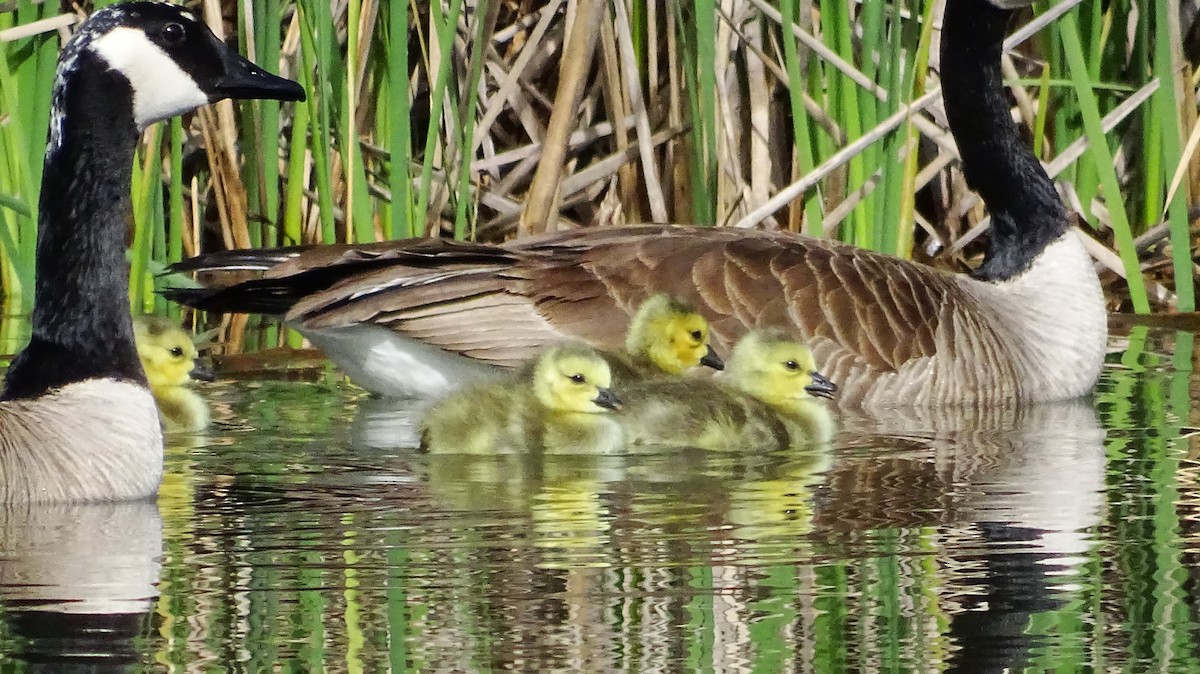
[421, 344, 624, 455]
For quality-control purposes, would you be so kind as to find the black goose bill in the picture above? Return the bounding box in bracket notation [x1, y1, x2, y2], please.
[79, 2, 304, 131]
[594, 387, 623, 411]
[700, 345, 725, 371]
[805, 371, 838, 399]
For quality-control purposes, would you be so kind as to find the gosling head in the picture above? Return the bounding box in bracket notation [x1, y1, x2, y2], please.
[532, 344, 623, 414]
[625, 294, 724, 375]
[133, 316, 213, 389]
[51, 1, 305, 143]
[726, 330, 837, 409]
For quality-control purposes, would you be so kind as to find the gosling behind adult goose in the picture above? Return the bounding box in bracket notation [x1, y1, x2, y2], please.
[619, 330, 838, 451]
[420, 343, 624, 455]
[0, 2, 304, 502]
[133, 315, 213, 432]
[167, 0, 1106, 409]
[604, 293, 723, 383]
[511, 294, 722, 386]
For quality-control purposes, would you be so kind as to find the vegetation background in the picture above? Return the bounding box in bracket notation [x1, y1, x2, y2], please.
[0, 0, 1197, 348]
[0, 3, 1197, 665]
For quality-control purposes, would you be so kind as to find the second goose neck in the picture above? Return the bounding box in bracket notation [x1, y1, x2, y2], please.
[941, 0, 1068, 281]
[2, 55, 145, 400]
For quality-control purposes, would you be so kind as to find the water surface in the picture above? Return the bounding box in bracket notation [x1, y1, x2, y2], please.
[0, 326, 1196, 671]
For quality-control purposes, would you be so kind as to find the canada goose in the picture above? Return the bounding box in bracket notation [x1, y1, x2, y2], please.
[133, 315, 213, 432]
[0, 2, 304, 502]
[420, 343, 624, 455]
[606, 293, 723, 382]
[618, 330, 837, 451]
[166, 0, 1106, 409]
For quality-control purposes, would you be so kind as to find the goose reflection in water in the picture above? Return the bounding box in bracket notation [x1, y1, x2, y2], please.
[827, 399, 1106, 671]
[350, 392, 1106, 671]
[0, 501, 161, 670]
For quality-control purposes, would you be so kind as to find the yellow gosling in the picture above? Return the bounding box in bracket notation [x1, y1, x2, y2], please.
[619, 329, 836, 450]
[133, 316, 212, 433]
[606, 294, 723, 382]
[420, 343, 624, 455]
[723, 330, 837, 442]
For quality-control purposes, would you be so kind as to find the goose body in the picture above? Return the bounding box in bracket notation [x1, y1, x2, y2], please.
[168, 0, 1106, 409]
[133, 315, 212, 432]
[0, 3, 304, 502]
[420, 344, 624, 455]
[619, 330, 837, 450]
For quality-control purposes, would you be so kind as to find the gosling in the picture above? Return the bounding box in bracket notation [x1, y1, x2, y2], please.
[133, 316, 213, 433]
[606, 294, 724, 382]
[421, 343, 624, 455]
[618, 329, 837, 450]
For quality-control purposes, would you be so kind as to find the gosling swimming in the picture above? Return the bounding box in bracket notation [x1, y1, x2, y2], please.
[619, 330, 837, 451]
[133, 315, 212, 433]
[420, 344, 624, 455]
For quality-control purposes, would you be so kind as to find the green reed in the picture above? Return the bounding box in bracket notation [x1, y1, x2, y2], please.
[0, 0, 1195, 326]
[0, 0, 57, 317]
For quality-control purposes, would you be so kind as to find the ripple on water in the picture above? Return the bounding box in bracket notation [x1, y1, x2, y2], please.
[0, 328, 1196, 670]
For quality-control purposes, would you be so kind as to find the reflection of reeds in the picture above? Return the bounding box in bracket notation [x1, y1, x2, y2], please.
[0, 0, 1196, 336]
[109, 352, 1200, 669]
[1094, 326, 1197, 668]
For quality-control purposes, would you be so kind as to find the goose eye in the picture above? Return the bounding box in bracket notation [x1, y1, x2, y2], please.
[161, 22, 186, 47]
[569, 373, 586, 384]
[170, 346, 185, 358]
[690, 330, 703, 342]
[784, 360, 800, 371]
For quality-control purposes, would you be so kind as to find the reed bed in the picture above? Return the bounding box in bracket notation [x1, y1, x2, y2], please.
[0, 0, 1197, 335]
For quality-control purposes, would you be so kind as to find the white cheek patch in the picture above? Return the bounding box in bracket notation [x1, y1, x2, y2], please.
[89, 26, 208, 130]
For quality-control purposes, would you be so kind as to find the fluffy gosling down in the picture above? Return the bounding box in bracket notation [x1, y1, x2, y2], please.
[606, 294, 723, 382]
[420, 344, 624, 455]
[620, 330, 838, 451]
[133, 316, 213, 433]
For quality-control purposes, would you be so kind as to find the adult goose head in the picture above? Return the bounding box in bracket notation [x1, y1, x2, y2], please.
[167, 0, 1106, 409]
[0, 2, 304, 502]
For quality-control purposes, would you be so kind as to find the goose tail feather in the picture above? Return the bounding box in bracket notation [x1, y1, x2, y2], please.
[160, 282, 302, 315]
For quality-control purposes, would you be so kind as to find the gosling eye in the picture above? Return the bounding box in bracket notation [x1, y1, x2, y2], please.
[784, 360, 800, 371]
[569, 373, 586, 384]
[161, 22, 186, 47]
[170, 346, 185, 358]
[690, 330, 703, 342]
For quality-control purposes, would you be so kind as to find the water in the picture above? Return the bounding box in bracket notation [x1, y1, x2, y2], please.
[0, 326, 1196, 671]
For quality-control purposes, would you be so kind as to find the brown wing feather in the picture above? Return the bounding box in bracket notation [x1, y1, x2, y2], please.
[514, 226, 954, 372]
[266, 225, 959, 377]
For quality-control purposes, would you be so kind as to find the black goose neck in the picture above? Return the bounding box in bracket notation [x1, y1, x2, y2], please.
[1, 52, 146, 400]
[941, 0, 1068, 281]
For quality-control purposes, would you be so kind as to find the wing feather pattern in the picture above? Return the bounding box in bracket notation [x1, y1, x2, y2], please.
[170, 225, 977, 399]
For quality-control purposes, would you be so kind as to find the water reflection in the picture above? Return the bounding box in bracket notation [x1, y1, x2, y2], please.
[830, 400, 1105, 550]
[0, 500, 161, 670]
[0, 327, 1193, 670]
[831, 400, 1106, 671]
[347, 391, 1108, 670]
